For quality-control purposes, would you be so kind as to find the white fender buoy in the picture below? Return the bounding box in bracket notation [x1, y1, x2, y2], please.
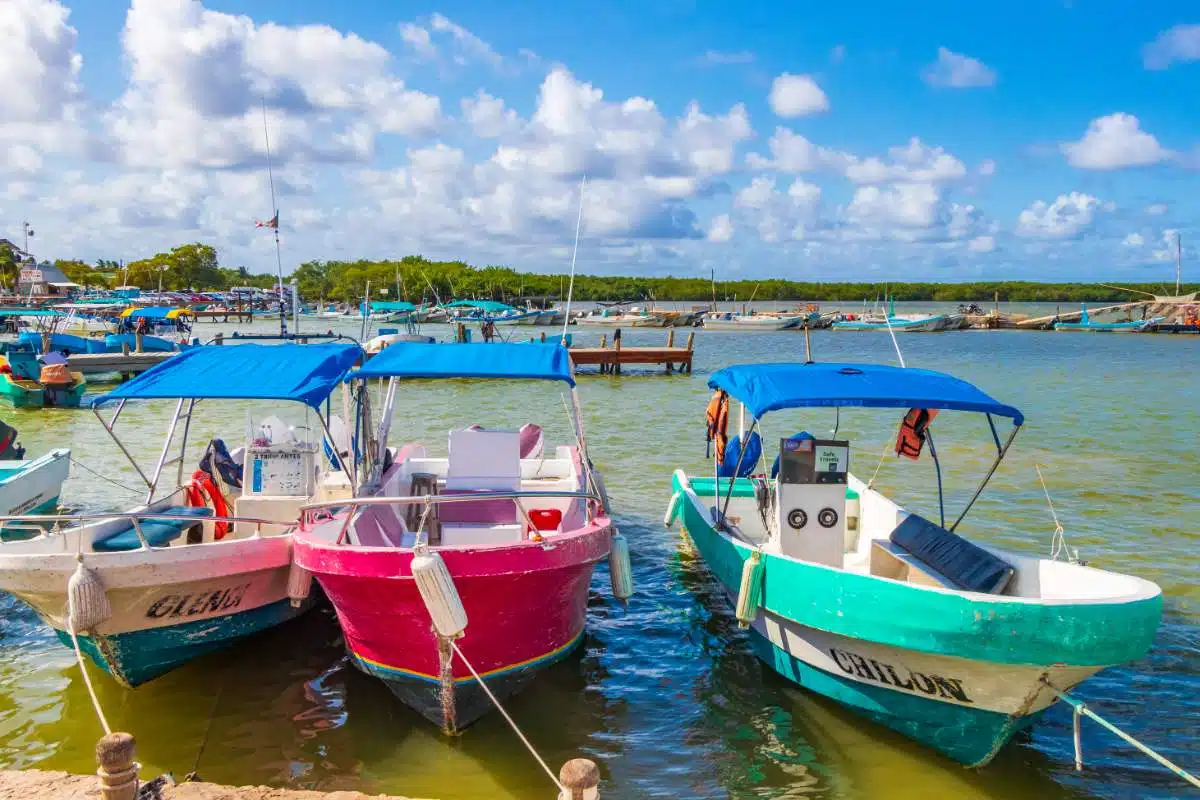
[412, 548, 468, 639]
[734, 550, 764, 629]
[609, 531, 633, 601]
[287, 560, 313, 609]
[67, 558, 111, 633]
[663, 492, 682, 528]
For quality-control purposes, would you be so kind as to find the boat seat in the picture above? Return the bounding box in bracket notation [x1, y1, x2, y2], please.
[887, 514, 1015, 594]
[93, 506, 214, 552]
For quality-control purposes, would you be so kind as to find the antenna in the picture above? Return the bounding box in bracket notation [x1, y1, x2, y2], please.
[261, 99, 287, 338]
[1177, 232, 1183, 296]
[560, 176, 587, 344]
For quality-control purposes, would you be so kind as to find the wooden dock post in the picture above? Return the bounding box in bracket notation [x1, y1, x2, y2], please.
[685, 331, 695, 374]
[120, 342, 130, 357]
[134, 333, 144, 353]
[540, 331, 547, 343]
[558, 758, 600, 799]
[40, 332, 51, 354]
[599, 335, 608, 374]
[95, 732, 138, 800]
[214, 332, 224, 346]
[613, 332, 622, 375]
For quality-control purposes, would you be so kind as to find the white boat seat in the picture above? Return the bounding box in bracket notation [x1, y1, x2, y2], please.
[870, 540, 958, 590]
[447, 429, 521, 491]
[888, 514, 1015, 594]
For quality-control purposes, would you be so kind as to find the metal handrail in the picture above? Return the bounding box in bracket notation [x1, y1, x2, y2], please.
[299, 489, 599, 515]
[299, 490, 602, 544]
[0, 511, 300, 550]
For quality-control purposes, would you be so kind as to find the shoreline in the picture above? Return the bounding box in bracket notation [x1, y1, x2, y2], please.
[0, 770, 434, 799]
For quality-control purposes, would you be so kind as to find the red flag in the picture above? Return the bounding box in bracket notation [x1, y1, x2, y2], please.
[256, 212, 279, 229]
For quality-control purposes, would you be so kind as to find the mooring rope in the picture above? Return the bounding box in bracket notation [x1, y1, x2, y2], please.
[449, 640, 565, 794]
[66, 621, 112, 736]
[1035, 464, 1074, 561]
[70, 457, 141, 495]
[1041, 680, 1199, 789]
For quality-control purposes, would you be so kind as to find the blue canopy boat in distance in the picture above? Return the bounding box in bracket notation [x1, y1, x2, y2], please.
[0, 341, 365, 688]
[664, 359, 1162, 768]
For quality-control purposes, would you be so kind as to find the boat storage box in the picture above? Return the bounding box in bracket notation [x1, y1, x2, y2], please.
[776, 437, 849, 566]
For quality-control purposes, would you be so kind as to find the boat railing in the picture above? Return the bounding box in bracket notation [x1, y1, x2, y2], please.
[0, 510, 299, 551]
[298, 490, 602, 544]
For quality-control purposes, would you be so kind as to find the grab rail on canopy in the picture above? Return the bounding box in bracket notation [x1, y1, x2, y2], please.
[0, 511, 299, 551]
[298, 490, 603, 544]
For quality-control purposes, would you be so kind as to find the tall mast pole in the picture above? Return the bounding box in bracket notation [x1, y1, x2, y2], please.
[262, 100, 286, 338]
[1177, 232, 1183, 297]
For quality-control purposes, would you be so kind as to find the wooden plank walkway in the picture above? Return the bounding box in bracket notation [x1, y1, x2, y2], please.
[192, 309, 254, 322]
[67, 351, 175, 376]
[569, 330, 695, 375]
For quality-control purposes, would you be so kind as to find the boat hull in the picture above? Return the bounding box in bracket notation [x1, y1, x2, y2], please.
[671, 472, 1162, 766]
[0, 533, 307, 687]
[0, 448, 70, 526]
[296, 520, 612, 732]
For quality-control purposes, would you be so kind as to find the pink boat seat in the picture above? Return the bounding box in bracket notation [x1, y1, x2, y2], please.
[439, 490, 518, 525]
[352, 462, 411, 547]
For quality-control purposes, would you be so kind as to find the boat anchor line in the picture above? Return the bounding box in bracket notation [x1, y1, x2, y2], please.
[1041, 679, 1200, 789]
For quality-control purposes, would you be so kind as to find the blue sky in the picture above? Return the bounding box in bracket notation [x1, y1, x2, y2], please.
[1, 0, 1196, 282]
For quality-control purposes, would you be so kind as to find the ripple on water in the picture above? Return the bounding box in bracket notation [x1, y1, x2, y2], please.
[0, 320, 1196, 799]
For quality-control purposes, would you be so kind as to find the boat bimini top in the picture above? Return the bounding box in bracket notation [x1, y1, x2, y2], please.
[707, 361, 1024, 532]
[91, 343, 364, 502]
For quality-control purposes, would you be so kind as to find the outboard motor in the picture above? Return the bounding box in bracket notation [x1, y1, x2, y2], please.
[775, 433, 849, 567]
[0, 421, 24, 460]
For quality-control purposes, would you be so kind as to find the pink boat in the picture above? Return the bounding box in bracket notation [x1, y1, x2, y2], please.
[293, 342, 620, 732]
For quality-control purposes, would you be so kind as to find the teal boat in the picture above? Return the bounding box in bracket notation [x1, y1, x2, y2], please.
[665, 362, 1162, 767]
[0, 350, 86, 409]
[1054, 304, 1161, 332]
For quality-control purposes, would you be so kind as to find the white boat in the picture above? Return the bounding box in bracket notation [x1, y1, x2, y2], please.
[0, 423, 69, 523]
[0, 342, 363, 687]
[703, 313, 802, 331]
[666, 361, 1162, 767]
[575, 308, 662, 327]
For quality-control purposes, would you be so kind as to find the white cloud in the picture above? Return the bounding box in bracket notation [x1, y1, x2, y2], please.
[1144, 203, 1169, 216]
[0, 0, 81, 124]
[105, 0, 441, 170]
[461, 90, 519, 138]
[1143, 24, 1200, 70]
[1123, 232, 1144, 247]
[768, 73, 829, 117]
[429, 13, 504, 70]
[745, 127, 850, 173]
[846, 183, 942, 230]
[707, 214, 733, 242]
[968, 235, 996, 253]
[399, 23, 436, 59]
[733, 177, 823, 243]
[921, 47, 997, 88]
[1016, 192, 1099, 238]
[1061, 113, 1170, 170]
[843, 138, 967, 184]
[697, 50, 754, 66]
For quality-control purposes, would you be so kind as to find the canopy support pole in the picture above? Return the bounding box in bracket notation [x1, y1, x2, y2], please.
[316, 410, 357, 496]
[568, 386, 602, 519]
[950, 424, 1021, 532]
[985, 413, 1002, 452]
[720, 419, 759, 524]
[926, 430, 945, 528]
[146, 398, 187, 504]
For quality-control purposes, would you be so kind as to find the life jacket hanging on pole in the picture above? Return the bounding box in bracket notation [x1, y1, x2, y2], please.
[895, 408, 938, 460]
[705, 389, 730, 464]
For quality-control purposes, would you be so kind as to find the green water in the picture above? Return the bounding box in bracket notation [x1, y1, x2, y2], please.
[0, 317, 1195, 799]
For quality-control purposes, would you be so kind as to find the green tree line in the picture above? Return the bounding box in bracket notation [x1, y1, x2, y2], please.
[8, 242, 1195, 304]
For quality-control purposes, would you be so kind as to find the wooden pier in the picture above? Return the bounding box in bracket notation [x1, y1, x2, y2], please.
[568, 329, 695, 375]
[67, 351, 174, 376]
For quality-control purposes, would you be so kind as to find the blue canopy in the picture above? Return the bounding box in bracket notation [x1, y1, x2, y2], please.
[369, 301, 416, 312]
[94, 343, 362, 408]
[444, 299, 516, 313]
[353, 342, 575, 387]
[709, 362, 1023, 425]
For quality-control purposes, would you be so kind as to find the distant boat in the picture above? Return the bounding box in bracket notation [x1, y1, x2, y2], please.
[0, 423, 69, 528]
[703, 313, 804, 331]
[0, 351, 86, 409]
[1054, 305, 1159, 333]
[831, 314, 948, 332]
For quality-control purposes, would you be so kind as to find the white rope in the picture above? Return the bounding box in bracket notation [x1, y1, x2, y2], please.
[883, 313, 907, 369]
[67, 620, 111, 735]
[867, 439, 891, 490]
[1035, 464, 1075, 562]
[449, 640, 565, 794]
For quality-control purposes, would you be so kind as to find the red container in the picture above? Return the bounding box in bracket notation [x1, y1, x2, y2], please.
[528, 508, 563, 531]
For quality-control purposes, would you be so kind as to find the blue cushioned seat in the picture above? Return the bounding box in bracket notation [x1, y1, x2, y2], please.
[889, 513, 1015, 595]
[93, 506, 213, 552]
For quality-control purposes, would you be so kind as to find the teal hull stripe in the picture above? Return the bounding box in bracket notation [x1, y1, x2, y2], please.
[56, 598, 305, 687]
[746, 626, 1040, 766]
[674, 474, 1162, 668]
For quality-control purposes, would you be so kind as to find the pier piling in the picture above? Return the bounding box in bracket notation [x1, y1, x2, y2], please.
[558, 758, 600, 799]
[95, 732, 138, 800]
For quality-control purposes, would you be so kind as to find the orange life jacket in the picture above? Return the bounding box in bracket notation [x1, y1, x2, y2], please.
[39, 364, 73, 385]
[895, 408, 938, 460]
[185, 469, 232, 539]
[705, 389, 730, 465]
